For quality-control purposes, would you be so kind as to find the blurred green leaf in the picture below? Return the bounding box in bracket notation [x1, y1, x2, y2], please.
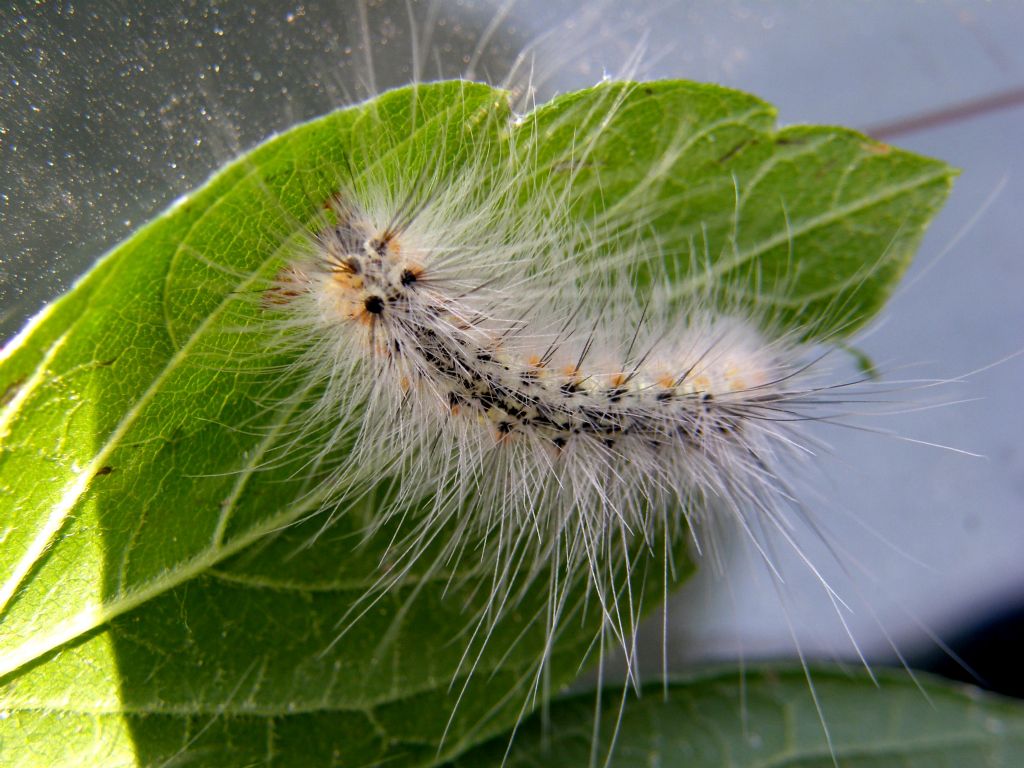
[453, 666, 1024, 768]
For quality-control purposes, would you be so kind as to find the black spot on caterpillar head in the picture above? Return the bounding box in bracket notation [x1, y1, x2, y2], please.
[400, 269, 418, 286]
[364, 295, 385, 315]
[367, 237, 389, 257]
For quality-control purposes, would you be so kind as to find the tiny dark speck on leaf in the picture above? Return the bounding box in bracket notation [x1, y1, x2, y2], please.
[1, 378, 25, 407]
[717, 140, 750, 163]
[94, 466, 114, 477]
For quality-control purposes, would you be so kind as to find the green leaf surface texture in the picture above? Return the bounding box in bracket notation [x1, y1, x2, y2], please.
[0, 80, 954, 767]
[453, 667, 1024, 767]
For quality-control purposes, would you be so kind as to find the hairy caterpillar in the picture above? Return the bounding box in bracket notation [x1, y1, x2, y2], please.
[218, 74, 957, 760]
[3, 3, 1021, 767]
[261, 142, 833, 661]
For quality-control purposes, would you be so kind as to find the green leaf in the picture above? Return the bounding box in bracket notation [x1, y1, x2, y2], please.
[452, 666, 1024, 767]
[0, 80, 953, 766]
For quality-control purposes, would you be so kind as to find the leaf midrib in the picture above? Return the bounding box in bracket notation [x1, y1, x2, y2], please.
[679, 163, 951, 296]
